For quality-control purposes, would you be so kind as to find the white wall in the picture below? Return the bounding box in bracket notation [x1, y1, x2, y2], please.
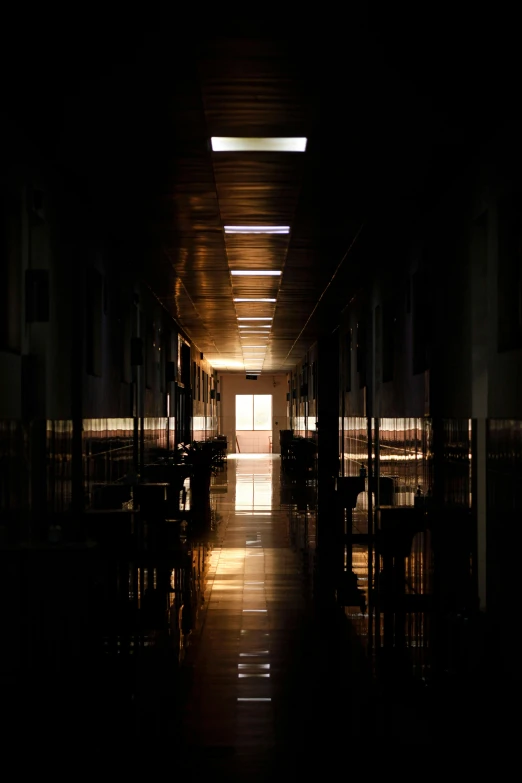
[218, 373, 288, 453]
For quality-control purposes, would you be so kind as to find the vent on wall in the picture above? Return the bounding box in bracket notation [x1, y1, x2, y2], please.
[246, 374, 258, 380]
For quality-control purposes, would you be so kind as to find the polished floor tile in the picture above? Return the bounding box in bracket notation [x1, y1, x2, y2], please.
[178, 455, 314, 773]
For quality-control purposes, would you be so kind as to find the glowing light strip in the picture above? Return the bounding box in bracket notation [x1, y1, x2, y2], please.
[231, 270, 282, 276]
[211, 136, 307, 152]
[225, 226, 290, 234]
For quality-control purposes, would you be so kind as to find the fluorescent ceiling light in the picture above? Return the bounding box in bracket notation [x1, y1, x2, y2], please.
[224, 226, 289, 234]
[238, 317, 273, 321]
[208, 359, 245, 368]
[234, 298, 276, 303]
[241, 345, 268, 347]
[239, 325, 271, 329]
[231, 270, 282, 276]
[211, 137, 307, 152]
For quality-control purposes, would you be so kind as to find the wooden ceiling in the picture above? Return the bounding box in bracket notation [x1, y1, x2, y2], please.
[8, 16, 516, 374]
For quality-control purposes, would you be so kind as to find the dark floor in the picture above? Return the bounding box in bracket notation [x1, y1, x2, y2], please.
[2, 454, 516, 773]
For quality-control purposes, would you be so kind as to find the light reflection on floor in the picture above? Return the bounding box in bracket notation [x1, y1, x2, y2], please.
[180, 453, 301, 758]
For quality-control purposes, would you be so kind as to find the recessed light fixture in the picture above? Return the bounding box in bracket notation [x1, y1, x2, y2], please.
[241, 345, 268, 347]
[211, 137, 307, 152]
[234, 298, 276, 303]
[224, 226, 289, 234]
[239, 325, 271, 329]
[231, 270, 282, 276]
[208, 359, 245, 369]
[238, 317, 273, 321]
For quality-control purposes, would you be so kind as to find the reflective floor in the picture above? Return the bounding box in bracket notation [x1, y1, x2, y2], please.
[178, 455, 318, 774]
[173, 454, 493, 772]
[4, 452, 509, 771]
[173, 454, 379, 776]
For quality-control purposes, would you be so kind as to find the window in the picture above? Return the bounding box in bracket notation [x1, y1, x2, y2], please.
[236, 395, 272, 430]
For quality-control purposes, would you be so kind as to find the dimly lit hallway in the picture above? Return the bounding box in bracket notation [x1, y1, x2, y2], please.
[3, 18, 522, 775]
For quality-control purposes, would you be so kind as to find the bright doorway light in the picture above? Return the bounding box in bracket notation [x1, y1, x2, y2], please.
[211, 137, 307, 152]
[236, 395, 272, 430]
